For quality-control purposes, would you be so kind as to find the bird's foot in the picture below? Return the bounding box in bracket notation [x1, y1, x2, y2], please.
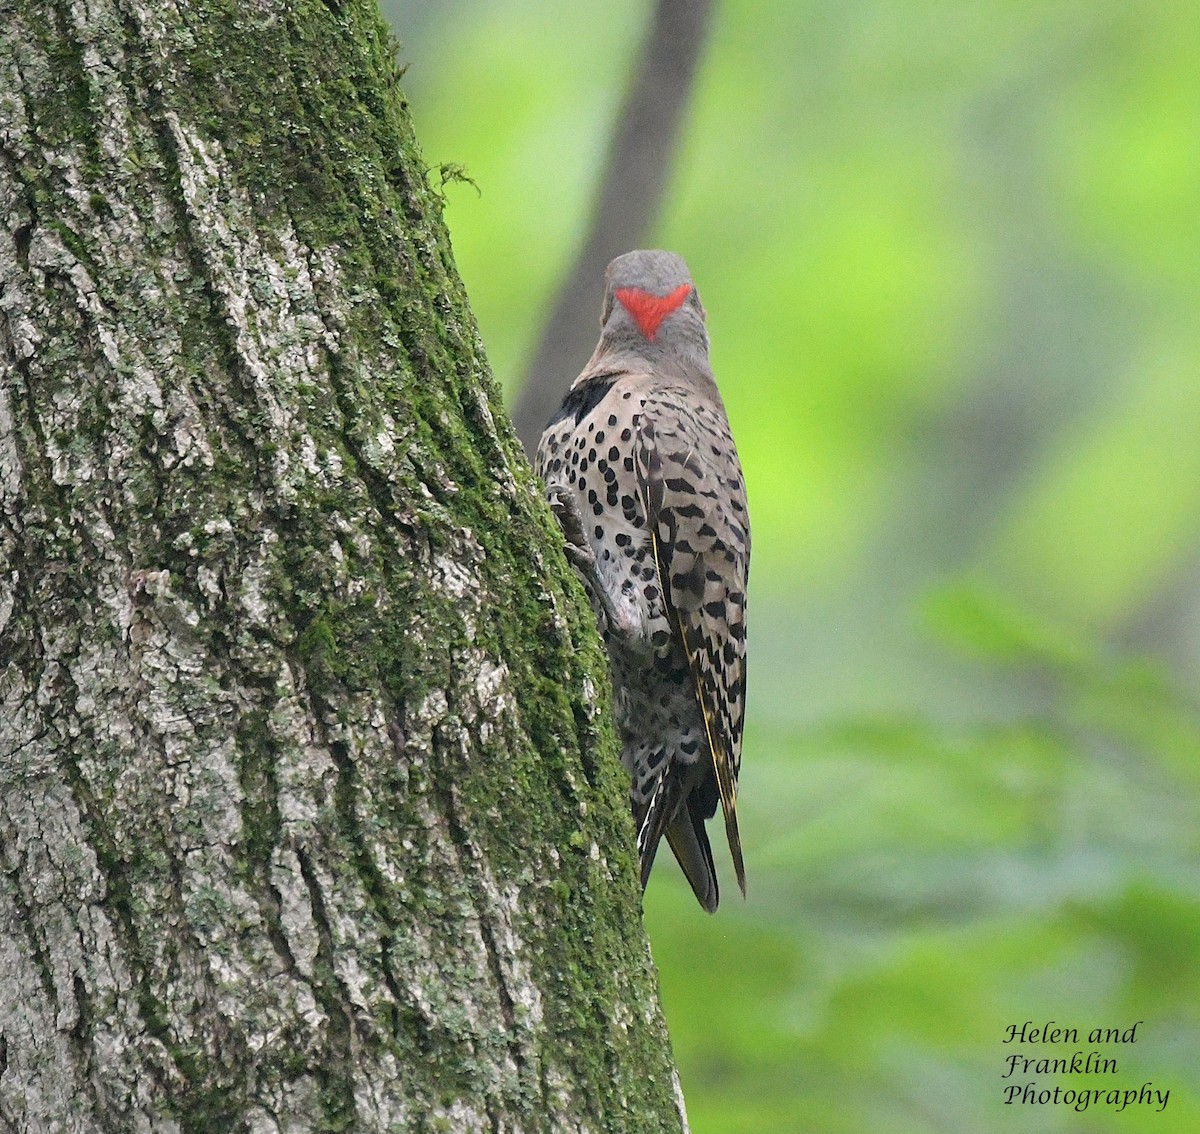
[546, 486, 628, 637]
[546, 486, 595, 572]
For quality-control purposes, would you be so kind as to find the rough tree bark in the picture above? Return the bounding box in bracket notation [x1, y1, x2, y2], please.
[0, 2, 688, 1131]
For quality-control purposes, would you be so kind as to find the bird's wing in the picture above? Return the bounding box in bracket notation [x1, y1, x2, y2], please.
[636, 385, 749, 893]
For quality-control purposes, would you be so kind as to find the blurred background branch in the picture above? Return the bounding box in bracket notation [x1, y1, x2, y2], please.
[510, 0, 715, 452]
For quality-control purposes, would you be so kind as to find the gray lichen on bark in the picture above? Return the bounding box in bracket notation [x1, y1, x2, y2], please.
[0, 1, 688, 1130]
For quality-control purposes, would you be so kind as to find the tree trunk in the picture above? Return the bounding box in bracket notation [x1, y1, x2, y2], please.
[0, 3, 688, 1131]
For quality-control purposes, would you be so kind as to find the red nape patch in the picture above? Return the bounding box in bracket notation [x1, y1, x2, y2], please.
[613, 283, 692, 341]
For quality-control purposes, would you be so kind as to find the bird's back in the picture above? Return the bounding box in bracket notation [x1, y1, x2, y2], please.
[537, 361, 749, 909]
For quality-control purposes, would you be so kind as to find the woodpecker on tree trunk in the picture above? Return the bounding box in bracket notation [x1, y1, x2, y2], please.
[536, 249, 749, 913]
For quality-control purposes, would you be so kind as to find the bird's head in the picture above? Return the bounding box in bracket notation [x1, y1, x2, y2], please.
[598, 249, 709, 360]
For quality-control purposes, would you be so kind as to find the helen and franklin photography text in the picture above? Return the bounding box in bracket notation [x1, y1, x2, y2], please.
[1001, 1020, 1170, 1114]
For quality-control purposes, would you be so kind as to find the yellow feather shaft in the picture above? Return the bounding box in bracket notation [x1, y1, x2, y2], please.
[679, 612, 736, 820]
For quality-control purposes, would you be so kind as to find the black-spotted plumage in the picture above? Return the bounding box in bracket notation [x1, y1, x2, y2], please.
[536, 250, 749, 912]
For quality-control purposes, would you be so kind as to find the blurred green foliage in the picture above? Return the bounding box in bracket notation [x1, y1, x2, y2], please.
[386, 1, 1200, 1129]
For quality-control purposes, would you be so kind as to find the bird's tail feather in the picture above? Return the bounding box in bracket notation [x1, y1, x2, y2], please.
[637, 772, 719, 913]
[636, 772, 676, 890]
[666, 796, 718, 913]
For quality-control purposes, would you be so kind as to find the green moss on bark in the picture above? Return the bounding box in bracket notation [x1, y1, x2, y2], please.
[1, 1, 685, 1130]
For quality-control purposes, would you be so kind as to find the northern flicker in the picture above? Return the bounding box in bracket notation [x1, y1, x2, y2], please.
[536, 249, 749, 912]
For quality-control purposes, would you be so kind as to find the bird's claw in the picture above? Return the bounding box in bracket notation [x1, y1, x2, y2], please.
[546, 485, 626, 635]
[547, 486, 594, 568]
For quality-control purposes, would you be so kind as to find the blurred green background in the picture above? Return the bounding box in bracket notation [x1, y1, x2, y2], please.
[384, 2, 1200, 1130]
